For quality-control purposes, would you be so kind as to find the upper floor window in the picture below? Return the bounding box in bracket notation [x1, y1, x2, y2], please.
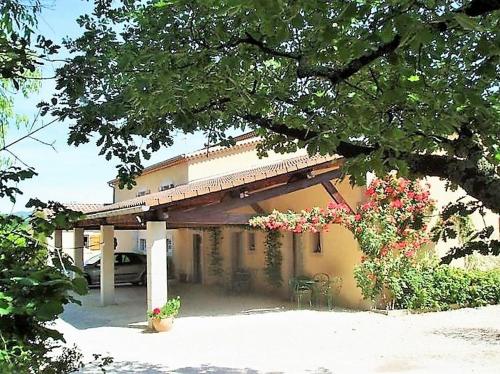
[312, 232, 322, 254]
[136, 189, 150, 197]
[159, 183, 175, 192]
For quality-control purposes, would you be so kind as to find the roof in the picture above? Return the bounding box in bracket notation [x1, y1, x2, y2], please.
[73, 154, 340, 216]
[63, 203, 106, 214]
[108, 131, 259, 184]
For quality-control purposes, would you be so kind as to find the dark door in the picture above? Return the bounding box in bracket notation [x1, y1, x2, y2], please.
[192, 234, 202, 283]
[232, 232, 243, 272]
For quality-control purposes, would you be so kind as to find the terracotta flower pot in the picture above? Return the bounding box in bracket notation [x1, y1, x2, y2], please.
[152, 317, 174, 332]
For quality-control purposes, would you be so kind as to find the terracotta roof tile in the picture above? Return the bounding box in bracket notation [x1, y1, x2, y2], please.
[79, 154, 339, 215]
[63, 203, 106, 213]
[108, 132, 260, 184]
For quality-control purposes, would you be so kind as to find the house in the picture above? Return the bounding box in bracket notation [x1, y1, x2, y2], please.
[54, 132, 499, 311]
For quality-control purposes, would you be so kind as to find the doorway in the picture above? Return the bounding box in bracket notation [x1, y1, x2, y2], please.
[231, 231, 243, 272]
[192, 233, 202, 283]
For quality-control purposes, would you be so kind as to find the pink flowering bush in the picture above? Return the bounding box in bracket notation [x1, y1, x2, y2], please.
[250, 175, 436, 308]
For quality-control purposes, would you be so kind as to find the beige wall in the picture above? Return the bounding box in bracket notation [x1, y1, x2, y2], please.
[113, 141, 306, 203]
[187, 146, 307, 182]
[115, 230, 139, 252]
[114, 163, 189, 202]
[257, 179, 369, 309]
[424, 176, 499, 267]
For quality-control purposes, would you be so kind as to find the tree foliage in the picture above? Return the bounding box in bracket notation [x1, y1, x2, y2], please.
[0, 2, 92, 372]
[54, 0, 499, 213]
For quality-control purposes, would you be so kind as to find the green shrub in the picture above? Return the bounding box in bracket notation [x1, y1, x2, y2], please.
[0, 204, 88, 373]
[397, 265, 500, 310]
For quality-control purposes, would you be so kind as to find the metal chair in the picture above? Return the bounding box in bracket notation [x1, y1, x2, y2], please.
[289, 276, 313, 308]
[312, 273, 330, 307]
[313, 274, 342, 309]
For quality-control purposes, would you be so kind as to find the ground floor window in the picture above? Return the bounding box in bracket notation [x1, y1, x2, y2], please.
[166, 237, 173, 256]
[248, 232, 256, 252]
[312, 232, 322, 253]
[139, 238, 147, 252]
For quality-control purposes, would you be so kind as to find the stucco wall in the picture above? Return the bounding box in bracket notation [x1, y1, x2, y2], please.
[113, 143, 307, 203]
[187, 146, 307, 182]
[114, 163, 189, 202]
[256, 178, 369, 309]
[424, 176, 499, 266]
[115, 230, 139, 253]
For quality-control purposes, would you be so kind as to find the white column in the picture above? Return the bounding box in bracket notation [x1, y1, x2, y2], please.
[147, 221, 168, 326]
[100, 225, 115, 306]
[51, 229, 63, 267]
[73, 228, 85, 270]
[54, 229, 63, 251]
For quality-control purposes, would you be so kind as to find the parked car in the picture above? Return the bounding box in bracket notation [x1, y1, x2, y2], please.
[83, 252, 147, 286]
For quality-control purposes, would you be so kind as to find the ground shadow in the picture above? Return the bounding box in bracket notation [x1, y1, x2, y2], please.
[61, 283, 347, 330]
[432, 327, 500, 345]
[81, 361, 333, 373]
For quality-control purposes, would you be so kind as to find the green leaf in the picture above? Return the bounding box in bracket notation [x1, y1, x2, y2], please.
[36, 301, 64, 321]
[407, 75, 420, 82]
[72, 276, 89, 295]
[0, 294, 14, 316]
[454, 14, 480, 31]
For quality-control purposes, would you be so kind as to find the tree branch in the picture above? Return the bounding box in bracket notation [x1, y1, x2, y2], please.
[0, 118, 58, 152]
[242, 113, 500, 213]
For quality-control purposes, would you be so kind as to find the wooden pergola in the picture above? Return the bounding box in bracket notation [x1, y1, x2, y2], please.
[55, 155, 352, 318]
[75, 157, 351, 230]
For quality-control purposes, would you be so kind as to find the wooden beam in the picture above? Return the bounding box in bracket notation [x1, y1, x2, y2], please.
[321, 181, 354, 212]
[166, 213, 255, 227]
[251, 203, 267, 214]
[157, 159, 341, 211]
[166, 168, 341, 221]
[72, 160, 343, 230]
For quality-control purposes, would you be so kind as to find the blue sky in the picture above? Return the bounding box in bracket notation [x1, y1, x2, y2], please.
[1, 1, 228, 213]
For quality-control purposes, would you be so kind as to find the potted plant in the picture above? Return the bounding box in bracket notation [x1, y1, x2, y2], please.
[147, 296, 181, 332]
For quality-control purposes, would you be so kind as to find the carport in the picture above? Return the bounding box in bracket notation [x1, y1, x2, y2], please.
[56, 155, 347, 318]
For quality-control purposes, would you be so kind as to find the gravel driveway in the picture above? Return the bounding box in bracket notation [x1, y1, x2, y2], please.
[57, 285, 500, 373]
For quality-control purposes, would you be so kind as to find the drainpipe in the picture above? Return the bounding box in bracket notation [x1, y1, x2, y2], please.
[107, 181, 116, 203]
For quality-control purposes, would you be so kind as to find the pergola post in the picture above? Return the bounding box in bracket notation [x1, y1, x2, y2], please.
[100, 225, 115, 306]
[49, 229, 63, 267]
[73, 228, 85, 271]
[146, 221, 168, 327]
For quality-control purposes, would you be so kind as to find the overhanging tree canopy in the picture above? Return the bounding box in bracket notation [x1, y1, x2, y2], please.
[53, 0, 499, 212]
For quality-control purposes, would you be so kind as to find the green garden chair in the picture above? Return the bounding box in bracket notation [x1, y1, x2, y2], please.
[313, 274, 342, 309]
[289, 276, 314, 308]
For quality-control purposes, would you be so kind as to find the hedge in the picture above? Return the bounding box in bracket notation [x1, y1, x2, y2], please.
[397, 266, 500, 310]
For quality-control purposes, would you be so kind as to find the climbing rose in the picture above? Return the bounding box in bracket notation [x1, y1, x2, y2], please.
[391, 199, 403, 208]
